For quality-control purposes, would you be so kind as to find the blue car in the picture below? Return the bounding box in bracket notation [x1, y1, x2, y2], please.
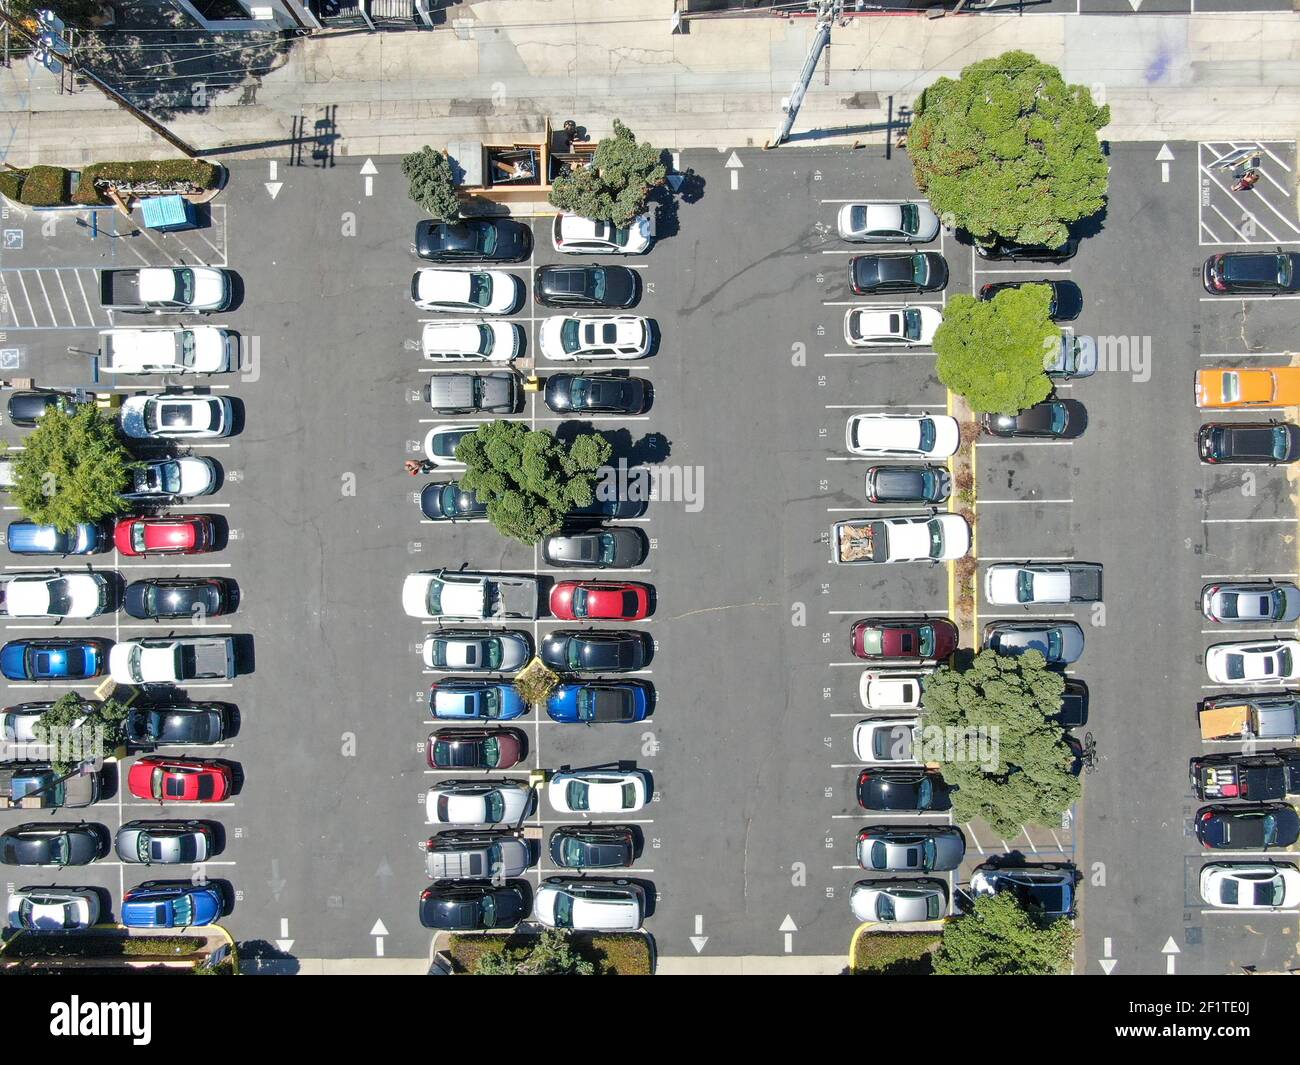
[428, 679, 527, 721]
[120, 881, 222, 928]
[7, 521, 107, 556]
[0, 639, 108, 681]
[547, 681, 651, 724]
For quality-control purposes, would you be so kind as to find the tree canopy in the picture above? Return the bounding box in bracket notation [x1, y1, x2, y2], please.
[548, 120, 667, 226]
[910, 50, 1110, 248]
[401, 146, 461, 222]
[11, 404, 132, 532]
[472, 931, 596, 975]
[933, 287, 1059, 414]
[456, 421, 612, 544]
[921, 648, 1080, 837]
[31, 692, 130, 775]
[933, 893, 1077, 976]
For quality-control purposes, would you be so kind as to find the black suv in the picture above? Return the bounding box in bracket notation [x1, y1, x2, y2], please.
[549, 825, 637, 869]
[1198, 421, 1300, 464]
[1203, 251, 1300, 294]
[412, 219, 531, 263]
[534, 264, 638, 308]
[418, 880, 531, 930]
[973, 237, 1077, 263]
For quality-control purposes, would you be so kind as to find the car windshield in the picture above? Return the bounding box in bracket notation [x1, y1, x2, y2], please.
[918, 627, 935, 657]
[484, 641, 502, 670]
[1269, 589, 1287, 618]
[476, 224, 499, 255]
[136, 834, 154, 863]
[426, 582, 442, 615]
[902, 308, 922, 341]
[612, 226, 632, 247]
[927, 521, 943, 559]
[921, 838, 936, 870]
[468, 274, 492, 307]
[1273, 427, 1291, 460]
[483, 791, 504, 823]
[439, 485, 460, 515]
[899, 204, 918, 234]
[1222, 372, 1241, 403]
[553, 893, 574, 928]
[176, 269, 194, 304]
[44, 579, 73, 616]
[561, 838, 585, 865]
[1263, 814, 1279, 846]
[917, 419, 935, 453]
[1018, 570, 1034, 602]
[1047, 630, 1063, 660]
[917, 777, 933, 808]
[578, 690, 597, 721]
[481, 690, 501, 719]
[1050, 405, 1068, 434]
[598, 535, 617, 565]
[172, 894, 193, 926]
[910, 256, 927, 284]
[482, 737, 499, 764]
[560, 319, 582, 352]
[1225, 655, 1246, 680]
[567, 781, 590, 811]
[589, 269, 607, 301]
[877, 894, 895, 920]
[571, 588, 589, 617]
[476, 324, 494, 356]
[1279, 648, 1294, 676]
[1279, 255, 1293, 287]
[127, 645, 144, 681]
[568, 378, 589, 406]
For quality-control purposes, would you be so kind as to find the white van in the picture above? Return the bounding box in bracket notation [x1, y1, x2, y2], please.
[421, 320, 522, 363]
[98, 326, 233, 374]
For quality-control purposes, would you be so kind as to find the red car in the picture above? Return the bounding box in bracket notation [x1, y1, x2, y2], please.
[549, 580, 650, 621]
[114, 516, 215, 557]
[127, 757, 232, 803]
[850, 617, 958, 663]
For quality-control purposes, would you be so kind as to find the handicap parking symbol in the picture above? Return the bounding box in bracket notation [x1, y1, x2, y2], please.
[2, 229, 23, 250]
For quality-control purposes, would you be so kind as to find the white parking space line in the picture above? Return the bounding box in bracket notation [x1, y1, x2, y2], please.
[974, 440, 1072, 448]
[823, 351, 934, 359]
[975, 267, 1072, 275]
[1200, 572, 1298, 579]
[1199, 294, 1300, 302]
[1198, 628, 1293, 635]
[980, 555, 1074, 562]
[1198, 351, 1290, 359]
[1201, 517, 1297, 524]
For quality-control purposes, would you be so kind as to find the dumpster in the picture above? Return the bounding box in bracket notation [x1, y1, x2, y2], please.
[140, 195, 198, 232]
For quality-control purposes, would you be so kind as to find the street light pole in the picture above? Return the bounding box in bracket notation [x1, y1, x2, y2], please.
[766, 0, 841, 149]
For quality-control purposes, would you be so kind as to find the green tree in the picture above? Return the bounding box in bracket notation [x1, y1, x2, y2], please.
[472, 931, 597, 975]
[934, 893, 1077, 975]
[401, 146, 461, 221]
[921, 648, 1080, 837]
[31, 692, 130, 775]
[933, 287, 1059, 414]
[548, 120, 667, 226]
[910, 50, 1110, 248]
[457, 421, 612, 545]
[12, 404, 132, 532]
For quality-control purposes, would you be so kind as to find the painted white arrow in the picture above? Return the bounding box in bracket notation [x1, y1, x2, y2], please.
[690, 914, 708, 953]
[264, 182, 283, 200]
[1162, 936, 1180, 974]
[361, 157, 378, 197]
[371, 917, 389, 957]
[779, 914, 796, 953]
[1156, 143, 1174, 184]
[275, 917, 294, 952]
[1098, 935, 1117, 974]
[725, 150, 743, 191]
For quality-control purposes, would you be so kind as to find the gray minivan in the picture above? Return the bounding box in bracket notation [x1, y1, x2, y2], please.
[425, 372, 521, 415]
[423, 831, 533, 879]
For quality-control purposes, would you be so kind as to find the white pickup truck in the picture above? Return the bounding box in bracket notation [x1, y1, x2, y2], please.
[0, 570, 114, 619]
[831, 515, 970, 564]
[984, 563, 1103, 605]
[100, 267, 232, 314]
[402, 569, 540, 620]
[98, 327, 233, 374]
[109, 636, 237, 685]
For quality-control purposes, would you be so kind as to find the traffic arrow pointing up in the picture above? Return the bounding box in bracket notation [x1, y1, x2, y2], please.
[1161, 937, 1180, 954]
[1156, 144, 1174, 162]
[778, 915, 797, 932]
[370, 918, 389, 937]
[724, 151, 743, 170]
[360, 158, 378, 176]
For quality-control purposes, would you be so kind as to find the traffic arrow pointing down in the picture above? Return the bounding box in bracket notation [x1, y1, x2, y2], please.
[264, 182, 283, 200]
[690, 914, 708, 953]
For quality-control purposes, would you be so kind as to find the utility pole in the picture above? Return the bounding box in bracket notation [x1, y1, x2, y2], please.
[766, 0, 841, 149]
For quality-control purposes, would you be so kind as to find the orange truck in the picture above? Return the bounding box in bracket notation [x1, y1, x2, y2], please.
[1196, 366, 1300, 409]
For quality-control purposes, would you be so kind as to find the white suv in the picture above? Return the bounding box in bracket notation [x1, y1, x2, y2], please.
[552, 213, 652, 255]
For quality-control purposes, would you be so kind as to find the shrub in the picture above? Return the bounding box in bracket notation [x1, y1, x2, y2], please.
[0, 166, 72, 206]
[400, 147, 461, 221]
[73, 160, 221, 205]
[851, 932, 939, 975]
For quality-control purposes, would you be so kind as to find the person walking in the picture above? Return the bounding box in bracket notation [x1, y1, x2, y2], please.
[1231, 169, 1260, 193]
[405, 459, 435, 476]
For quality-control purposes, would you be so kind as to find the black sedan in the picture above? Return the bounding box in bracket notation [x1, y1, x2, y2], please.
[124, 704, 228, 747]
[982, 400, 1071, 439]
[1203, 251, 1300, 295]
[974, 237, 1077, 263]
[549, 825, 636, 869]
[412, 218, 532, 263]
[542, 528, 647, 568]
[7, 390, 81, 429]
[856, 767, 950, 812]
[0, 822, 107, 866]
[977, 279, 1082, 322]
[1053, 678, 1089, 730]
[419, 880, 530, 930]
[534, 264, 638, 308]
[541, 630, 649, 673]
[544, 373, 648, 415]
[570, 494, 648, 520]
[864, 464, 951, 504]
[123, 578, 233, 621]
[849, 252, 947, 294]
[420, 481, 487, 521]
[1195, 804, 1300, 850]
[1198, 422, 1300, 465]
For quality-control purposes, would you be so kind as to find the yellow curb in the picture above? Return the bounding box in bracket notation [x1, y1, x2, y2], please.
[847, 920, 874, 973]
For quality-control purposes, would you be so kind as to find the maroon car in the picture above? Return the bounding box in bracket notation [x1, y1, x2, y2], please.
[850, 617, 958, 662]
[426, 728, 526, 770]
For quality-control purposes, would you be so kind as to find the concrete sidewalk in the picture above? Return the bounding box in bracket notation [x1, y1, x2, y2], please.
[243, 954, 846, 974]
[2, 4, 1299, 164]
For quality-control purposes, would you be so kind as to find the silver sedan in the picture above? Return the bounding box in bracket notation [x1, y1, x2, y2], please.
[850, 878, 948, 923]
[1202, 581, 1300, 624]
[422, 629, 532, 672]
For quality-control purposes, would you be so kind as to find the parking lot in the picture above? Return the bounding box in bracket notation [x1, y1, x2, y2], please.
[0, 133, 1297, 968]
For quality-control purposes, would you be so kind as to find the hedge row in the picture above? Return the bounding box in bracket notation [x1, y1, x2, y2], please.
[850, 931, 939, 975]
[448, 932, 653, 975]
[0, 160, 220, 207]
[2, 933, 207, 959]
